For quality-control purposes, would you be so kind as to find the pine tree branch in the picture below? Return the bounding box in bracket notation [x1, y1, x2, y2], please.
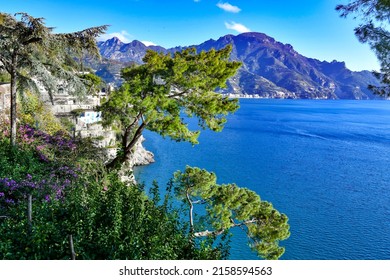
[193, 218, 258, 237]
[192, 199, 207, 204]
[22, 37, 42, 45]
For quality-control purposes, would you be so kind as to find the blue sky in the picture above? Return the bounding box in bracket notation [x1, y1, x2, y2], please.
[1, 0, 380, 71]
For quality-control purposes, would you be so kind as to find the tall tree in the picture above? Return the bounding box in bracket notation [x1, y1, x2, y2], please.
[100, 46, 241, 169]
[0, 12, 107, 145]
[172, 166, 290, 260]
[336, 0, 390, 95]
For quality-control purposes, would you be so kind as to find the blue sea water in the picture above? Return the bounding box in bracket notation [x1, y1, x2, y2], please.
[134, 99, 390, 260]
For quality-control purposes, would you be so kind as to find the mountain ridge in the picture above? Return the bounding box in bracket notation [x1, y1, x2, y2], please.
[95, 32, 381, 99]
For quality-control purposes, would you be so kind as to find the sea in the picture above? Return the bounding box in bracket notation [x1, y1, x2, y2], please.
[134, 99, 390, 260]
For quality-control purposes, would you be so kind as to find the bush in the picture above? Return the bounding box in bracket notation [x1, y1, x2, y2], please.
[0, 138, 49, 182]
[18, 91, 64, 135]
[0, 163, 222, 259]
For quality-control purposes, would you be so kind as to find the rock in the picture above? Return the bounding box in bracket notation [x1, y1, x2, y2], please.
[128, 135, 155, 167]
[118, 135, 155, 184]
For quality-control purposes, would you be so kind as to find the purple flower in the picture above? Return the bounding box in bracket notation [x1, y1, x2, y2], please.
[38, 153, 49, 162]
[9, 181, 19, 191]
[0, 192, 4, 197]
[25, 181, 37, 189]
[5, 198, 15, 204]
[36, 145, 45, 151]
[55, 189, 63, 200]
[26, 174, 32, 181]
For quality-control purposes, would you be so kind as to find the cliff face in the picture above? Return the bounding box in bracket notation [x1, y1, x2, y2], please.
[128, 135, 155, 167]
[95, 32, 381, 99]
[40, 86, 155, 181]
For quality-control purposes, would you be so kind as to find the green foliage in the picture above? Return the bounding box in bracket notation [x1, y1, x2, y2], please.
[78, 72, 104, 95]
[0, 130, 224, 260]
[19, 91, 64, 135]
[0, 138, 49, 181]
[337, 0, 390, 95]
[59, 117, 75, 132]
[100, 45, 241, 168]
[70, 108, 86, 117]
[0, 162, 223, 259]
[0, 71, 10, 82]
[59, 170, 214, 260]
[172, 166, 290, 260]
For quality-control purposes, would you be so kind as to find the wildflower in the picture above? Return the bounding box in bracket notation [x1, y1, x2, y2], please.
[0, 192, 4, 197]
[36, 145, 45, 151]
[5, 198, 15, 204]
[38, 153, 49, 162]
[55, 189, 63, 200]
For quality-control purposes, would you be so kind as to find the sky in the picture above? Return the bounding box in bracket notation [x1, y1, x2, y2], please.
[1, 0, 380, 71]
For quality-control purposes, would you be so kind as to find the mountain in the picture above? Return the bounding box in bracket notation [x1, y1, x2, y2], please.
[95, 33, 381, 99]
[97, 37, 165, 64]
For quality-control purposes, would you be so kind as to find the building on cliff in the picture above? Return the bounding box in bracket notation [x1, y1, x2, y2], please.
[0, 81, 154, 175]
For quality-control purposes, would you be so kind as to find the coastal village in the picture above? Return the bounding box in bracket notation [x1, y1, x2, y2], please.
[0, 81, 154, 178]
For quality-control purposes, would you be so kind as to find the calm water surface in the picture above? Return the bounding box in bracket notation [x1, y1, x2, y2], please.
[135, 99, 390, 260]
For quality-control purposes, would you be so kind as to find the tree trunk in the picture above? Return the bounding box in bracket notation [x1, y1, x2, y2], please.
[194, 229, 225, 237]
[28, 194, 32, 232]
[124, 122, 146, 158]
[105, 122, 146, 170]
[69, 234, 76, 260]
[10, 57, 17, 146]
[105, 153, 125, 170]
[186, 189, 194, 233]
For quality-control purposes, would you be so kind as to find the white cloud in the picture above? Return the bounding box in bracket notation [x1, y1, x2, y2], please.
[98, 30, 132, 43]
[217, 2, 241, 13]
[141, 40, 157, 47]
[224, 21, 251, 33]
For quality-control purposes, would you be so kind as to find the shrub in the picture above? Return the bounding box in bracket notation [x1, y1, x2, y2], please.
[0, 164, 222, 259]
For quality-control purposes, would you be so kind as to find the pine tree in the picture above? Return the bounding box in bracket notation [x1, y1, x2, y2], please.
[100, 45, 241, 169]
[172, 166, 290, 260]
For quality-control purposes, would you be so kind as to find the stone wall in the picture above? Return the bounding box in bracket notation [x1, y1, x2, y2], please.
[0, 83, 10, 111]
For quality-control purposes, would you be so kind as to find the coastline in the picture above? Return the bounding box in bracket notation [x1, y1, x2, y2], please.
[221, 93, 390, 100]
